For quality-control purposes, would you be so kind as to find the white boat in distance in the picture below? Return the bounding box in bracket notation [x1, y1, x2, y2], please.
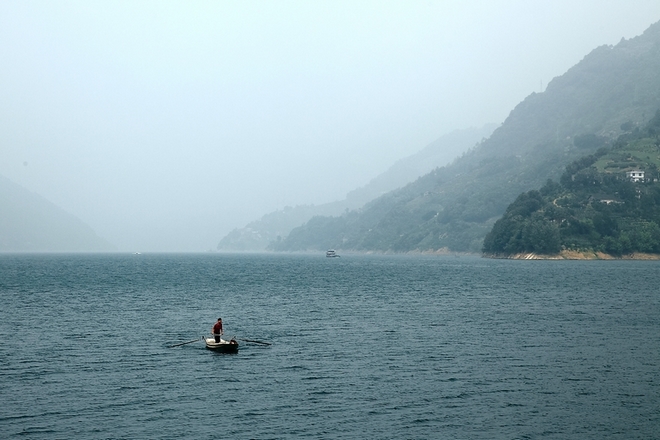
[326, 249, 340, 258]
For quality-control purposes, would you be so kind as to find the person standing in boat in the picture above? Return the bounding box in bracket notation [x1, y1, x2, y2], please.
[212, 318, 223, 343]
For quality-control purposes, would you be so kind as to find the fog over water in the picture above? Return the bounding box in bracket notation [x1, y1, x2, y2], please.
[1, 1, 659, 251]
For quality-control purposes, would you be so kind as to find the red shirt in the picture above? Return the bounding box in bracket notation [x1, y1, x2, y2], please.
[213, 321, 223, 334]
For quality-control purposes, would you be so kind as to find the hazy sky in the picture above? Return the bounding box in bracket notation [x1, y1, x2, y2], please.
[2, 1, 659, 251]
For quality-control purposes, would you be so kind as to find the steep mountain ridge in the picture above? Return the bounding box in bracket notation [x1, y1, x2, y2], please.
[272, 20, 660, 253]
[217, 125, 495, 251]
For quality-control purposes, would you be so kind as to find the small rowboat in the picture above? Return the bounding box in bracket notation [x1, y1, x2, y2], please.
[205, 337, 239, 353]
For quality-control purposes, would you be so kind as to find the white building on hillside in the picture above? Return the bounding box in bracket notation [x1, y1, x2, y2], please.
[626, 170, 645, 182]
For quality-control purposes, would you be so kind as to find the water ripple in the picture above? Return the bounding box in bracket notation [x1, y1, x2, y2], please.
[0, 254, 658, 439]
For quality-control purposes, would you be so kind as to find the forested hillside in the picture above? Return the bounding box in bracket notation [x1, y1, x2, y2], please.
[271, 21, 660, 253]
[218, 125, 495, 251]
[483, 111, 660, 256]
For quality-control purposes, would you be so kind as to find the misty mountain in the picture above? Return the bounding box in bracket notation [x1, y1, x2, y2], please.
[0, 175, 113, 252]
[271, 20, 660, 253]
[217, 125, 495, 251]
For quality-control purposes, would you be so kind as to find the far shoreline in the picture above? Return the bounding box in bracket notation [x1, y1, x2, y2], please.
[483, 250, 660, 260]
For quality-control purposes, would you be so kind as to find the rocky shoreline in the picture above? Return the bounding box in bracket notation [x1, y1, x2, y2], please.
[485, 250, 660, 260]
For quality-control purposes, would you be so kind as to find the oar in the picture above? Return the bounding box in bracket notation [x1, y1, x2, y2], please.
[237, 338, 272, 346]
[168, 337, 203, 348]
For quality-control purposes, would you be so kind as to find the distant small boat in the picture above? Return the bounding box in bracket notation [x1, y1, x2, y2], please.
[205, 337, 239, 353]
[326, 249, 340, 258]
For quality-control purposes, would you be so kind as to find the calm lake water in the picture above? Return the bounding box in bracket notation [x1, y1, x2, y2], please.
[0, 253, 658, 439]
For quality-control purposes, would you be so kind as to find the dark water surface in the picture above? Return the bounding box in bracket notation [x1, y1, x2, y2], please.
[0, 253, 658, 439]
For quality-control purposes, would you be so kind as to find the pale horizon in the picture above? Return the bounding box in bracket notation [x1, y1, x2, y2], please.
[1, 1, 659, 251]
